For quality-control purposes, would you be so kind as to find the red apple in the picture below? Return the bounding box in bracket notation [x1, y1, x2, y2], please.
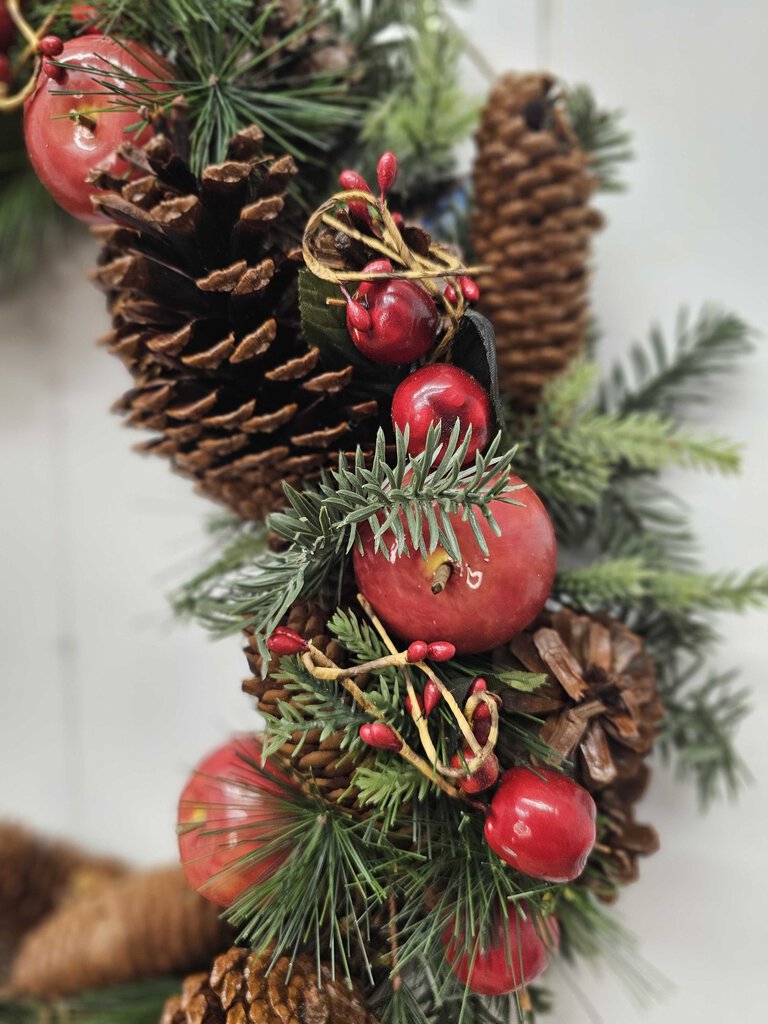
[23, 35, 171, 221]
[347, 279, 439, 364]
[392, 364, 492, 465]
[177, 735, 299, 909]
[443, 904, 559, 995]
[352, 475, 556, 654]
[484, 767, 597, 882]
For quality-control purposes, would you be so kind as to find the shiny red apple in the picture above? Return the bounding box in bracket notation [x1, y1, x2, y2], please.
[484, 767, 597, 882]
[392, 364, 492, 465]
[23, 35, 171, 221]
[352, 475, 556, 654]
[177, 735, 299, 909]
[347, 279, 439, 364]
[443, 904, 559, 995]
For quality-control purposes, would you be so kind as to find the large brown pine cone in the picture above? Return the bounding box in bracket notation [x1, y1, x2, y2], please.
[10, 866, 233, 997]
[91, 126, 379, 522]
[243, 600, 373, 809]
[472, 72, 603, 407]
[161, 946, 379, 1024]
[0, 823, 126, 981]
[499, 608, 663, 898]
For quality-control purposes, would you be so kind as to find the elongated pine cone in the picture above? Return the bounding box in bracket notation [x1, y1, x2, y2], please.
[91, 126, 379, 521]
[472, 72, 603, 406]
[243, 600, 373, 808]
[11, 866, 232, 997]
[161, 946, 379, 1024]
[498, 608, 663, 899]
[0, 822, 126, 980]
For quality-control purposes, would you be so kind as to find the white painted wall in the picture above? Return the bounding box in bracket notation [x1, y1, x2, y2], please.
[1, 2, 766, 1021]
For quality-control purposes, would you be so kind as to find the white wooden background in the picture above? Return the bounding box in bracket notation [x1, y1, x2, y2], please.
[1, 2, 766, 1021]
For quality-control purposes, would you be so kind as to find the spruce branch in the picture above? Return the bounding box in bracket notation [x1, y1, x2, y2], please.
[599, 306, 757, 419]
[178, 423, 522, 642]
[555, 560, 768, 615]
[564, 83, 633, 193]
[0, 979, 180, 1024]
[658, 667, 751, 807]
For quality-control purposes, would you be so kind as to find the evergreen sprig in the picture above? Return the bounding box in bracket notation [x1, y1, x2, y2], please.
[0, 979, 180, 1024]
[513, 357, 741, 523]
[599, 307, 756, 418]
[564, 83, 633, 193]
[177, 423, 523, 644]
[555, 560, 768, 615]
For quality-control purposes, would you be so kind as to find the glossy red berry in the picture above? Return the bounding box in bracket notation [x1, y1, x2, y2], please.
[484, 768, 597, 882]
[426, 640, 456, 662]
[444, 284, 459, 304]
[391, 210, 405, 230]
[177, 735, 298, 908]
[339, 168, 371, 192]
[348, 279, 439, 365]
[266, 627, 308, 656]
[376, 151, 398, 197]
[70, 5, 102, 34]
[392, 364, 492, 465]
[360, 722, 402, 751]
[460, 277, 480, 302]
[353, 474, 556, 654]
[24, 36, 171, 221]
[423, 680, 442, 715]
[450, 750, 500, 794]
[442, 904, 559, 995]
[406, 640, 428, 663]
[42, 59, 65, 82]
[40, 35, 65, 57]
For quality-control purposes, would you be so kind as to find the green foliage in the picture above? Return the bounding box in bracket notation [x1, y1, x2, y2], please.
[513, 357, 741, 530]
[564, 83, 633, 192]
[35, 0, 360, 173]
[555, 560, 768, 616]
[599, 307, 756, 418]
[178, 423, 523, 645]
[0, 979, 180, 1023]
[658, 668, 751, 807]
[359, 0, 480, 189]
[228, 796, 403, 984]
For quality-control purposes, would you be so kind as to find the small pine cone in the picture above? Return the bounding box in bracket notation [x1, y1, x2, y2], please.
[243, 600, 373, 809]
[498, 608, 663, 896]
[11, 866, 233, 997]
[91, 125, 380, 522]
[0, 823, 126, 981]
[471, 72, 603, 407]
[161, 946, 379, 1024]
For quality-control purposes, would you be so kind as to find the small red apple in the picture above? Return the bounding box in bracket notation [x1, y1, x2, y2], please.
[352, 475, 556, 654]
[392, 364, 492, 465]
[347, 278, 439, 364]
[23, 35, 171, 221]
[443, 904, 559, 995]
[484, 767, 597, 882]
[177, 735, 299, 909]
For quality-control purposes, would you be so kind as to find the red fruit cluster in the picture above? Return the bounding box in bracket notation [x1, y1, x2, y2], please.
[177, 736, 299, 909]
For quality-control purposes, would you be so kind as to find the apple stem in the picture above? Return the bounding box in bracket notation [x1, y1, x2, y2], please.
[431, 561, 452, 594]
[72, 111, 98, 132]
